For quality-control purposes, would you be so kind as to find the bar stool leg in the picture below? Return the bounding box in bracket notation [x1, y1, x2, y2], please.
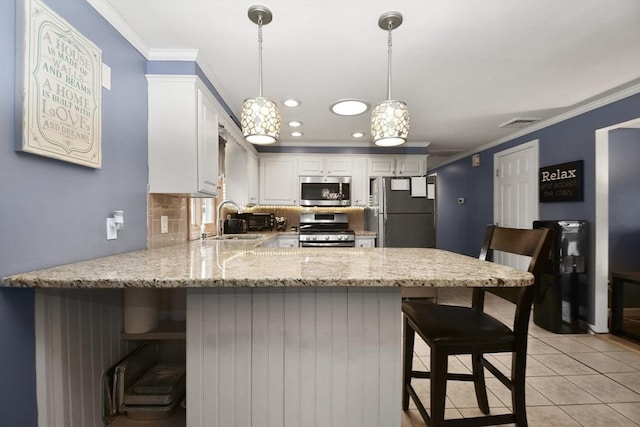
[472, 352, 490, 414]
[430, 349, 448, 426]
[512, 352, 528, 427]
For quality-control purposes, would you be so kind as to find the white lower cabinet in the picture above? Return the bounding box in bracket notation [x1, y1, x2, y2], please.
[186, 288, 401, 427]
[277, 235, 299, 248]
[355, 235, 376, 248]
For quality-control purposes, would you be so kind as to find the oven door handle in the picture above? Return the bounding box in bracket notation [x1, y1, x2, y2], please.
[300, 242, 355, 248]
[300, 242, 356, 248]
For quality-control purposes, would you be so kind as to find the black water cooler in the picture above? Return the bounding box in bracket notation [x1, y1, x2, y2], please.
[533, 220, 589, 333]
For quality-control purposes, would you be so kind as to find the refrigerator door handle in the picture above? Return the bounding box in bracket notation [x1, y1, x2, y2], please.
[382, 211, 387, 248]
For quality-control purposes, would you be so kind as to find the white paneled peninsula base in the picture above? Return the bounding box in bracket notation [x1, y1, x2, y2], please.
[3, 239, 534, 427]
[187, 287, 400, 427]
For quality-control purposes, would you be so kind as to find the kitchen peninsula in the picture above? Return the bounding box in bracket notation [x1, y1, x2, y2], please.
[3, 237, 533, 427]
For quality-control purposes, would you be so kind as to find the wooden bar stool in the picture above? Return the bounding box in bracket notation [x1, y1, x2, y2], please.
[402, 225, 553, 427]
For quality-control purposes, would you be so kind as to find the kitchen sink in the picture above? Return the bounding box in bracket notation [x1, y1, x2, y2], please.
[209, 234, 265, 240]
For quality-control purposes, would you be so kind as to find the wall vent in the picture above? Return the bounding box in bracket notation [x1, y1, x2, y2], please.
[499, 117, 541, 128]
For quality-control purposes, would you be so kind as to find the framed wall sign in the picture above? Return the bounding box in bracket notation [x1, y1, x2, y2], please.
[539, 160, 584, 202]
[19, 0, 102, 168]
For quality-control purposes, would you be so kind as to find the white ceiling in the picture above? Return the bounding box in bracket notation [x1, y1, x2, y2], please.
[90, 0, 640, 166]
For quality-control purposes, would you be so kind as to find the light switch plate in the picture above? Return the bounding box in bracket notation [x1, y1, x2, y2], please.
[161, 216, 169, 234]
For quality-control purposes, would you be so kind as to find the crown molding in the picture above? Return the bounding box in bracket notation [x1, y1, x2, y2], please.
[433, 82, 640, 169]
[87, 0, 151, 58]
[148, 49, 199, 61]
[275, 140, 431, 148]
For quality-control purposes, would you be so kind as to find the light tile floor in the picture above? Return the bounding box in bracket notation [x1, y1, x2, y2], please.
[401, 288, 640, 427]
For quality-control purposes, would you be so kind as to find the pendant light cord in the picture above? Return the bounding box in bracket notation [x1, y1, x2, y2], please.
[387, 21, 393, 101]
[258, 16, 263, 97]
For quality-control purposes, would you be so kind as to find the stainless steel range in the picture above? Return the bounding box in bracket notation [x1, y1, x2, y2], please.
[298, 212, 356, 248]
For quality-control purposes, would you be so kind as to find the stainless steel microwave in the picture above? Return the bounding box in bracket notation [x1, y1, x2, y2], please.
[299, 176, 351, 207]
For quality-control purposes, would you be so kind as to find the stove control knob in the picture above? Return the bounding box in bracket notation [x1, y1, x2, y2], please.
[311, 236, 317, 241]
[325, 235, 330, 240]
[338, 235, 345, 241]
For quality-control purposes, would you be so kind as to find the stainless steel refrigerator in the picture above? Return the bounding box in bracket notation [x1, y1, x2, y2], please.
[365, 176, 436, 248]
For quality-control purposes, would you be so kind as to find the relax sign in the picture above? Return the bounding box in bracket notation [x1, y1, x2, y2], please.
[539, 160, 584, 202]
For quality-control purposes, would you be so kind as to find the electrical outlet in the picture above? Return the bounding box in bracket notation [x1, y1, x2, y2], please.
[161, 216, 169, 234]
[106, 218, 117, 240]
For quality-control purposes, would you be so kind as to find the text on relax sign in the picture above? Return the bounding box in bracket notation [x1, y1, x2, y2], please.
[541, 168, 577, 182]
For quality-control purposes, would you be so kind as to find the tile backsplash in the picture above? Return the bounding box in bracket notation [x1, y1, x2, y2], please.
[147, 194, 188, 248]
[244, 206, 365, 231]
[147, 194, 367, 248]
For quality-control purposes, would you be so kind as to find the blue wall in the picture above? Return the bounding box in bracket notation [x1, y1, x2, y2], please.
[609, 128, 640, 272]
[0, 0, 148, 424]
[434, 93, 640, 257]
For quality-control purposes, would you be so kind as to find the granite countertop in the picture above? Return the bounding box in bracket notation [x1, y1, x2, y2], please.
[2, 235, 533, 289]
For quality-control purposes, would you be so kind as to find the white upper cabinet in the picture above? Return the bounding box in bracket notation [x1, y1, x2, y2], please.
[396, 155, 427, 176]
[298, 156, 352, 177]
[147, 75, 219, 196]
[247, 150, 259, 205]
[368, 155, 427, 177]
[260, 155, 298, 205]
[352, 157, 368, 206]
[368, 156, 396, 176]
[224, 127, 259, 206]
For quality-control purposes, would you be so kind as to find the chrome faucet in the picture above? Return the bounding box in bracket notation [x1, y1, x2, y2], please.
[216, 200, 243, 237]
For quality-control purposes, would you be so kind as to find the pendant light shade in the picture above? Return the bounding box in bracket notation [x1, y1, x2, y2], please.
[371, 11, 410, 147]
[241, 5, 280, 145]
[241, 97, 280, 144]
[371, 100, 410, 146]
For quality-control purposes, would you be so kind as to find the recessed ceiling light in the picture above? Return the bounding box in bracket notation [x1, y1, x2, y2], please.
[352, 132, 365, 138]
[283, 99, 301, 107]
[288, 121, 303, 127]
[330, 99, 370, 116]
[291, 131, 303, 137]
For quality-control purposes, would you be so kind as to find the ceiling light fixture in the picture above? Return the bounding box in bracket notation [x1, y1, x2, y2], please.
[283, 99, 301, 107]
[241, 5, 280, 145]
[371, 11, 410, 147]
[291, 131, 303, 137]
[330, 99, 370, 116]
[352, 132, 365, 138]
[288, 120, 303, 127]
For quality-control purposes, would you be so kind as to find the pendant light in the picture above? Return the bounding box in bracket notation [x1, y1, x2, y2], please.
[241, 5, 281, 145]
[371, 11, 410, 147]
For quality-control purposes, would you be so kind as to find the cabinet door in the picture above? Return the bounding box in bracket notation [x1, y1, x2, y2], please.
[247, 151, 259, 205]
[396, 156, 426, 176]
[277, 236, 299, 248]
[224, 142, 245, 204]
[260, 157, 298, 205]
[298, 156, 325, 176]
[326, 158, 352, 176]
[197, 89, 219, 195]
[355, 237, 375, 248]
[368, 156, 396, 176]
[352, 157, 368, 206]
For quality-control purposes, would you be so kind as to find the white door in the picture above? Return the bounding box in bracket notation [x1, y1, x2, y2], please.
[493, 140, 539, 269]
